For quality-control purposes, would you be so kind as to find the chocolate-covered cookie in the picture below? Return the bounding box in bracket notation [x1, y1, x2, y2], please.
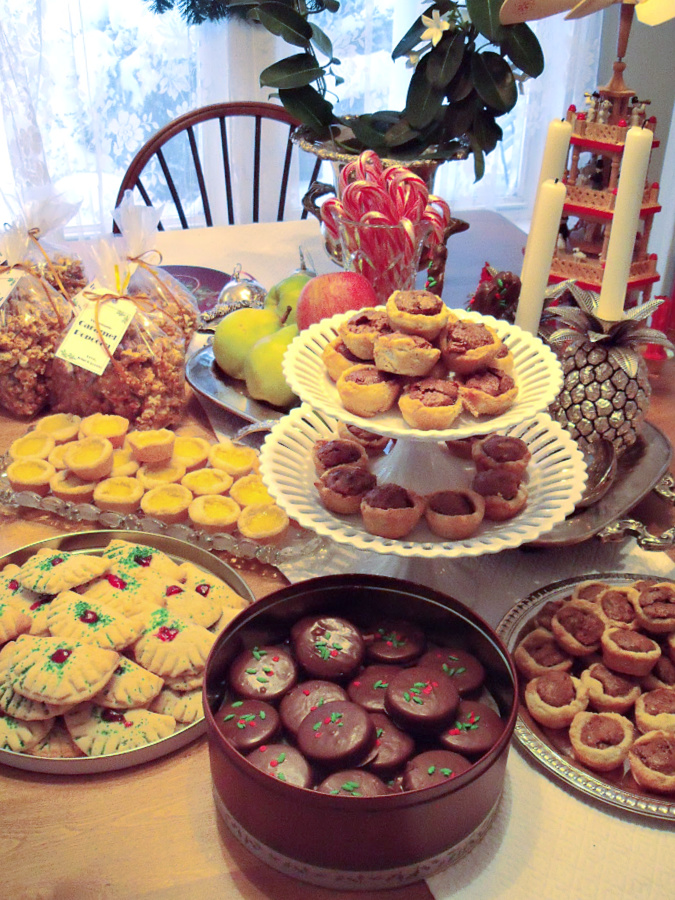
[439, 700, 504, 758]
[402, 749, 472, 791]
[291, 616, 365, 681]
[363, 620, 426, 665]
[215, 698, 280, 752]
[317, 769, 390, 797]
[279, 680, 349, 736]
[228, 645, 298, 702]
[246, 743, 313, 788]
[364, 712, 415, 778]
[348, 665, 399, 713]
[384, 666, 459, 736]
[296, 700, 376, 770]
[419, 647, 485, 696]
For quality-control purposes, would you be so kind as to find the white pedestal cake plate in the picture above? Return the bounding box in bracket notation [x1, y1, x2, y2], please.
[259, 309, 587, 559]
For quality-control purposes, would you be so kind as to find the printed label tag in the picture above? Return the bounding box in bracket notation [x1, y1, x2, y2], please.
[55, 293, 136, 376]
[0, 272, 22, 309]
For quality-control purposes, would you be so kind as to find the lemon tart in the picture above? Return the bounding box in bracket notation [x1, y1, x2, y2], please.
[140, 483, 193, 524]
[79, 413, 130, 448]
[93, 476, 145, 514]
[111, 448, 140, 477]
[137, 461, 187, 490]
[188, 494, 241, 534]
[180, 468, 233, 496]
[208, 440, 259, 477]
[9, 432, 55, 462]
[127, 428, 176, 464]
[237, 503, 289, 544]
[63, 436, 114, 481]
[229, 473, 274, 507]
[50, 470, 97, 504]
[6, 458, 56, 496]
[172, 435, 212, 472]
[47, 442, 75, 470]
[34, 412, 82, 443]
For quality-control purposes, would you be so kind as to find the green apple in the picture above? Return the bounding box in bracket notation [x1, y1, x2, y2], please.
[264, 270, 313, 326]
[243, 323, 299, 408]
[212, 307, 281, 380]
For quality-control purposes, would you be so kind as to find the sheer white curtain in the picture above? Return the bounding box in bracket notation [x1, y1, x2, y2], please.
[0, 0, 601, 235]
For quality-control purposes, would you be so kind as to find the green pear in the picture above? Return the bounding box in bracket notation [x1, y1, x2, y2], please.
[264, 270, 313, 326]
[212, 307, 281, 380]
[243, 323, 299, 408]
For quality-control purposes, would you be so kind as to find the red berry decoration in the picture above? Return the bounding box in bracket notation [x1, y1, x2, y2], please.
[165, 585, 184, 597]
[106, 574, 127, 589]
[50, 648, 72, 664]
[134, 554, 152, 567]
[8, 579, 19, 590]
[50, 557, 63, 566]
[102, 709, 127, 724]
[157, 625, 179, 642]
[195, 583, 210, 597]
[79, 610, 99, 624]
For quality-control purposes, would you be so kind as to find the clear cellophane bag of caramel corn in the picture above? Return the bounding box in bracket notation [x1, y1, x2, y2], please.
[113, 191, 198, 345]
[0, 226, 75, 417]
[49, 238, 187, 429]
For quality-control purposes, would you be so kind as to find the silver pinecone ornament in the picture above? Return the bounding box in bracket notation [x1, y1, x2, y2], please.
[544, 285, 673, 455]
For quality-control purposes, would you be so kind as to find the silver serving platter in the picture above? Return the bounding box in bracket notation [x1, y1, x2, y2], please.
[0, 530, 254, 775]
[498, 573, 675, 821]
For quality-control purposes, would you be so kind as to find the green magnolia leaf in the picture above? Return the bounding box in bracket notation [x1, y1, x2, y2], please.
[347, 115, 391, 150]
[473, 106, 503, 153]
[443, 92, 479, 138]
[383, 118, 422, 148]
[501, 24, 544, 78]
[256, 3, 312, 47]
[323, 0, 340, 11]
[260, 54, 325, 90]
[470, 138, 485, 182]
[426, 31, 465, 88]
[405, 55, 445, 129]
[471, 51, 517, 113]
[310, 23, 334, 60]
[445, 55, 474, 102]
[278, 86, 336, 133]
[465, 0, 507, 43]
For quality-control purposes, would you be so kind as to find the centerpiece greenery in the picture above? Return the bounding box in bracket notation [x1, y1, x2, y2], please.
[147, 1, 544, 180]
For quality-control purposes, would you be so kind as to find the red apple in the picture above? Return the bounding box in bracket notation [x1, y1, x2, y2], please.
[296, 271, 378, 330]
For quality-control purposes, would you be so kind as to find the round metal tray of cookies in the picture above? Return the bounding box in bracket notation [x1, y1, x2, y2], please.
[0, 530, 254, 775]
[497, 574, 675, 820]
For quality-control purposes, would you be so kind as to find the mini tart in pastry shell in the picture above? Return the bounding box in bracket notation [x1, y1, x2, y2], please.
[312, 438, 370, 477]
[171, 435, 212, 472]
[322, 337, 363, 381]
[181, 467, 233, 496]
[424, 489, 485, 540]
[385, 290, 452, 341]
[338, 308, 394, 360]
[34, 412, 81, 443]
[439, 319, 502, 374]
[471, 468, 527, 521]
[631, 581, 675, 633]
[208, 440, 259, 477]
[140, 483, 193, 525]
[336, 364, 401, 418]
[457, 367, 517, 417]
[628, 729, 675, 793]
[6, 458, 56, 496]
[188, 494, 241, 534]
[550, 599, 605, 657]
[513, 627, 573, 680]
[579, 662, 641, 714]
[237, 503, 289, 543]
[126, 428, 175, 464]
[594, 585, 641, 630]
[444, 436, 479, 460]
[524, 670, 589, 729]
[601, 627, 661, 677]
[634, 687, 675, 734]
[137, 461, 187, 490]
[471, 434, 530, 476]
[571, 579, 611, 603]
[79, 413, 129, 449]
[398, 378, 463, 430]
[64, 436, 114, 481]
[110, 448, 140, 478]
[568, 711, 634, 771]
[360, 483, 425, 539]
[336, 422, 390, 456]
[50, 470, 96, 504]
[9, 432, 55, 461]
[315, 464, 378, 515]
[93, 476, 145, 514]
[229, 473, 274, 507]
[372, 332, 441, 377]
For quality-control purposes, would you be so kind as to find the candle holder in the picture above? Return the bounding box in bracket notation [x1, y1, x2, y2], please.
[543, 283, 673, 454]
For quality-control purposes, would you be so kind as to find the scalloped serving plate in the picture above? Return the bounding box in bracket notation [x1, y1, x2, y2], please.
[258, 407, 586, 559]
[498, 574, 675, 821]
[283, 307, 563, 442]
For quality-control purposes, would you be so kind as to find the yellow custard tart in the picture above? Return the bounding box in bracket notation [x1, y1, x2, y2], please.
[47, 442, 74, 470]
[188, 494, 241, 534]
[50, 470, 96, 504]
[208, 440, 259, 477]
[237, 503, 290, 544]
[6, 458, 56, 496]
[34, 413, 82, 444]
[79, 413, 130, 448]
[229, 473, 274, 507]
[110, 448, 140, 478]
[180, 468, 233, 496]
[93, 476, 145, 514]
[127, 428, 175, 464]
[137, 461, 187, 490]
[172, 436, 212, 472]
[140, 483, 193, 524]
[9, 432, 55, 462]
[63, 436, 114, 481]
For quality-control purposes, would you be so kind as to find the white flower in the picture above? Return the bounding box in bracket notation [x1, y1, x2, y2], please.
[421, 10, 450, 47]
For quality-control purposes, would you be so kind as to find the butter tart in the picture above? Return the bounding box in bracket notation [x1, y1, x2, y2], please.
[398, 378, 463, 430]
[595, 585, 641, 630]
[457, 367, 517, 417]
[471, 467, 527, 521]
[338, 308, 394, 360]
[601, 627, 661, 677]
[336, 365, 401, 418]
[336, 422, 390, 456]
[631, 582, 675, 633]
[444, 436, 479, 460]
[550, 599, 605, 657]
[312, 438, 370, 477]
[569, 711, 634, 772]
[580, 662, 641, 714]
[439, 319, 502, 374]
[571, 579, 611, 603]
[491, 342, 515, 373]
[6, 458, 56, 496]
[188, 494, 241, 534]
[315, 464, 378, 515]
[635, 687, 675, 734]
[372, 332, 441, 377]
[524, 670, 589, 729]
[385, 290, 451, 341]
[424, 489, 485, 540]
[643, 655, 675, 691]
[322, 337, 363, 381]
[629, 730, 675, 793]
[360, 483, 425, 539]
[513, 627, 573, 680]
[471, 433, 530, 476]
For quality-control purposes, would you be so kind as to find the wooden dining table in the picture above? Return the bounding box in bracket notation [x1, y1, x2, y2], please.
[2, 215, 675, 900]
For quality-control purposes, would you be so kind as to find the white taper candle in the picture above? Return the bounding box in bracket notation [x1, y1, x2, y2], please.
[538, 119, 572, 187]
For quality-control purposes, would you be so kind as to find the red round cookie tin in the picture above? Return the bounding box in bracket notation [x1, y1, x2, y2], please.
[203, 574, 518, 889]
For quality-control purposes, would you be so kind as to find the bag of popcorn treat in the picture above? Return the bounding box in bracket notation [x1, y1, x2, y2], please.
[113, 191, 198, 345]
[0, 226, 75, 417]
[17, 185, 88, 300]
[49, 238, 187, 429]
